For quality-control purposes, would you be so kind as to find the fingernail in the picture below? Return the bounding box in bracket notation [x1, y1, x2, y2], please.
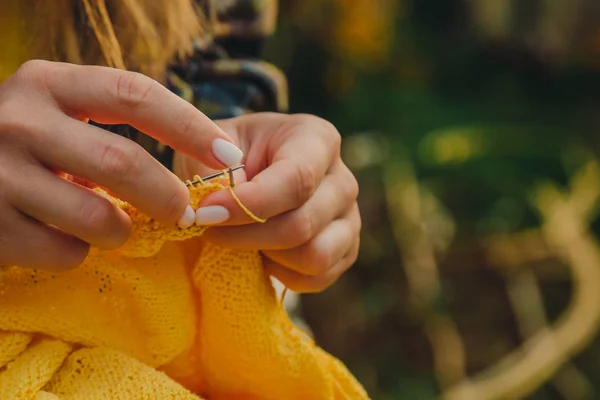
[177, 205, 195, 229]
[212, 138, 243, 167]
[195, 206, 230, 225]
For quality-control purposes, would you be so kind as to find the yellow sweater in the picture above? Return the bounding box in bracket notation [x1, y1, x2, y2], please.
[0, 8, 368, 395]
[0, 179, 369, 399]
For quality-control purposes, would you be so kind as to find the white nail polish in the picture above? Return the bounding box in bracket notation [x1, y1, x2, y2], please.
[212, 138, 243, 167]
[195, 206, 230, 226]
[177, 206, 195, 229]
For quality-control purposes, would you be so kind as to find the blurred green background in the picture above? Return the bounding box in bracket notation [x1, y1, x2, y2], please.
[263, 1, 600, 399]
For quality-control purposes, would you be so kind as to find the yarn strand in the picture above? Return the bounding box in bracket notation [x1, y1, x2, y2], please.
[224, 168, 267, 224]
[228, 187, 266, 223]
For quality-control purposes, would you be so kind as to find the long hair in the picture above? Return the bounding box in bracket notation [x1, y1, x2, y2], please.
[0, 0, 207, 80]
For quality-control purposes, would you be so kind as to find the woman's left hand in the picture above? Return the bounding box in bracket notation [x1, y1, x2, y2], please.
[174, 112, 360, 293]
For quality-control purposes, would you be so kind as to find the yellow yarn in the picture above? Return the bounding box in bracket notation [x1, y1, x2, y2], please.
[223, 170, 268, 224]
[0, 178, 369, 399]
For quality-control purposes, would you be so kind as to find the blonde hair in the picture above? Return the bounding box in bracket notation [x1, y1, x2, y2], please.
[2, 0, 207, 80]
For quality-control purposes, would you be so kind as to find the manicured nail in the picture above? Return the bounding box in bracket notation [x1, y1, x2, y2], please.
[212, 138, 243, 167]
[195, 206, 230, 225]
[177, 205, 195, 229]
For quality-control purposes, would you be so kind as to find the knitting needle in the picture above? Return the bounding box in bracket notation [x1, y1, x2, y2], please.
[185, 164, 245, 187]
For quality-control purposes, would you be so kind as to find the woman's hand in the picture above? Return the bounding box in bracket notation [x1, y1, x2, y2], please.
[174, 113, 361, 293]
[0, 60, 243, 270]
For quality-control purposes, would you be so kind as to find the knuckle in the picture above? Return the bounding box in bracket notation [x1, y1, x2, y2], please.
[304, 244, 333, 276]
[98, 140, 141, 179]
[77, 197, 115, 233]
[292, 113, 318, 126]
[323, 120, 342, 148]
[286, 209, 315, 247]
[293, 113, 328, 127]
[14, 60, 49, 81]
[0, 100, 32, 140]
[292, 162, 318, 206]
[331, 129, 342, 149]
[0, 86, 47, 144]
[348, 244, 359, 265]
[343, 168, 360, 201]
[115, 71, 155, 109]
[349, 180, 360, 202]
[12, 60, 55, 92]
[346, 239, 360, 267]
[18, 59, 48, 72]
[295, 113, 341, 147]
[355, 211, 363, 235]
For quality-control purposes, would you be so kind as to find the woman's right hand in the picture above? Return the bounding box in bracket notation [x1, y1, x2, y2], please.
[0, 60, 243, 270]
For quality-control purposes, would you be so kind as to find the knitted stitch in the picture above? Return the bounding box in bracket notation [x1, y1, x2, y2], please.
[0, 179, 369, 399]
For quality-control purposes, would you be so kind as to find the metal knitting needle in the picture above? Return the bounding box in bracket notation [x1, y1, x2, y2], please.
[185, 164, 245, 187]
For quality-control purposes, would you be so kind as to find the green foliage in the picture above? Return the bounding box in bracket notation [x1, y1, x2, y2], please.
[267, 1, 600, 398]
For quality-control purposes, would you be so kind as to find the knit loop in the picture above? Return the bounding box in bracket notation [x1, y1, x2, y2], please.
[0, 180, 368, 399]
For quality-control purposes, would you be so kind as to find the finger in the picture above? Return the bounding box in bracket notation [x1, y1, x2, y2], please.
[262, 207, 361, 276]
[263, 237, 360, 293]
[198, 158, 322, 225]
[26, 61, 243, 169]
[172, 118, 245, 180]
[0, 207, 90, 271]
[203, 163, 358, 248]
[6, 164, 132, 249]
[65, 175, 98, 189]
[29, 115, 190, 226]
[197, 120, 341, 225]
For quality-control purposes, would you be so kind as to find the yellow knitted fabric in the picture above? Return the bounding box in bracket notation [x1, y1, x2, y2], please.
[0, 178, 369, 399]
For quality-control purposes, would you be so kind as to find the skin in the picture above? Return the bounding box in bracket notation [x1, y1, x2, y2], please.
[0, 60, 360, 293]
[176, 114, 361, 293]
